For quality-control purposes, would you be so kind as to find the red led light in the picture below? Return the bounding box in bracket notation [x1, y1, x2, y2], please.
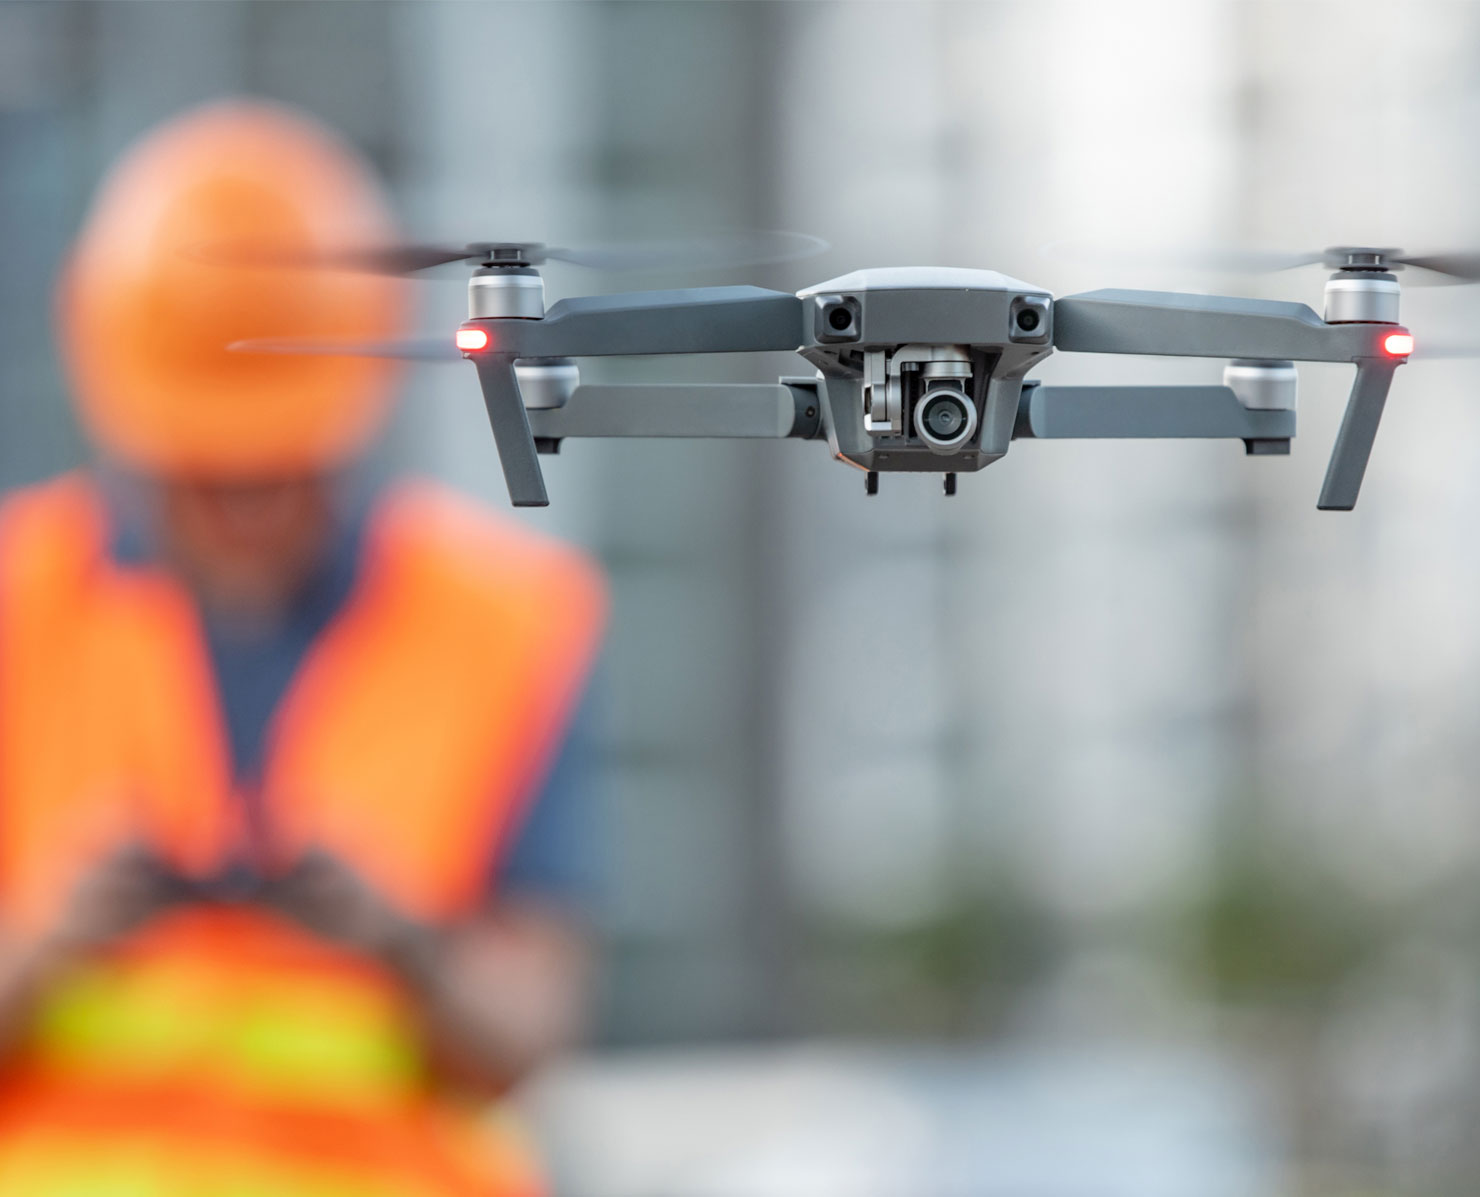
[1383, 332, 1415, 358]
[455, 327, 490, 352]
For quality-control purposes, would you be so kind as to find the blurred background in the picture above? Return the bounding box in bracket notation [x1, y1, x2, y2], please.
[6, 1, 1480, 1193]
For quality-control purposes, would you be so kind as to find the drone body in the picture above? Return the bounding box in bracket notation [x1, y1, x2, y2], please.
[797, 267, 1053, 477]
[236, 242, 1425, 511]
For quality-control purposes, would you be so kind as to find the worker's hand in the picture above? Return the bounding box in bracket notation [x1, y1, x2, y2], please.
[44, 843, 180, 959]
[269, 850, 439, 986]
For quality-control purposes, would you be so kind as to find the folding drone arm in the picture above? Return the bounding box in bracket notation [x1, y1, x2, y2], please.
[529, 379, 1293, 460]
[466, 286, 805, 505]
[527, 382, 822, 444]
[1052, 289, 1410, 509]
[1012, 383, 1295, 449]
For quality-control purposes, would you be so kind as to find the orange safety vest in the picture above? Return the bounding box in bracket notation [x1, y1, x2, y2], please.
[0, 473, 606, 1196]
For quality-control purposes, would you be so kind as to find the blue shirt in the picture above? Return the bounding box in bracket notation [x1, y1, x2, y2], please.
[104, 472, 595, 908]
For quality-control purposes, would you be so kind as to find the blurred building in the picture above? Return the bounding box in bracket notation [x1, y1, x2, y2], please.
[6, 2, 1480, 1191]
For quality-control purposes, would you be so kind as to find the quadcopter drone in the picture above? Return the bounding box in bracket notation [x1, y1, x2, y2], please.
[233, 238, 1480, 511]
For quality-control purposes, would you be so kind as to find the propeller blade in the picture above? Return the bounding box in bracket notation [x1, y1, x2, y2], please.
[548, 231, 829, 272]
[199, 232, 826, 277]
[190, 240, 479, 274]
[1178, 247, 1326, 273]
[228, 337, 463, 361]
[1391, 252, 1480, 282]
[311, 245, 485, 274]
[1039, 240, 1326, 275]
[1044, 240, 1480, 282]
[1408, 340, 1480, 360]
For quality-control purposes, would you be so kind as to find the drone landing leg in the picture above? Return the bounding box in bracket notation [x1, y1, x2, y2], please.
[1317, 358, 1400, 512]
[473, 354, 549, 508]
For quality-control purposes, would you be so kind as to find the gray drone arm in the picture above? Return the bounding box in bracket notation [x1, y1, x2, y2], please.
[1052, 289, 1409, 509]
[1052, 289, 1373, 361]
[527, 382, 821, 442]
[468, 286, 804, 505]
[1013, 383, 1295, 447]
[486, 286, 804, 358]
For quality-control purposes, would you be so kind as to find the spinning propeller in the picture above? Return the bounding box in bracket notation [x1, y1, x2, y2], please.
[1167, 244, 1480, 282]
[1050, 241, 1480, 286]
[204, 231, 829, 277]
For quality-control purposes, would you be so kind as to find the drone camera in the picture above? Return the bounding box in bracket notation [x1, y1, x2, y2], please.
[913, 360, 979, 455]
[1009, 295, 1051, 344]
[914, 384, 977, 454]
[813, 294, 862, 343]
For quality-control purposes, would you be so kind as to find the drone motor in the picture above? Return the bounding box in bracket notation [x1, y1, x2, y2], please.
[1322, 248, 1403, 325]
[470, 267, 545, 319]
[1222, 359, 1299, 413]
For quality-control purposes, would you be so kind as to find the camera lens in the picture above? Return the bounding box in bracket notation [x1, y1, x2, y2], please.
[827, 306, 854, 332]
[925, 397, 965, 438]
[1016, 308, 1041, 332]
[914, 387, 977, 455]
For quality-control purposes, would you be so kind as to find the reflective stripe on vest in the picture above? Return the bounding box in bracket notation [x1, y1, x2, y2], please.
[0, 474, 606, 1196]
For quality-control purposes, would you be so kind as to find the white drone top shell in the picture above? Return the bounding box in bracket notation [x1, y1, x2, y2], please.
[798, 266, 1050, 297]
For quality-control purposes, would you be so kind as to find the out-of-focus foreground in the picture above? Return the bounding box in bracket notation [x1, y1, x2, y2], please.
[6, 2, 1480, 1193]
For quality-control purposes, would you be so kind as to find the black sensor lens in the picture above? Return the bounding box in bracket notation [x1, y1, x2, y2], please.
[924, 395, 966, 437]
[1016, 308, 1041, 332]
[827, 306, 854, 332]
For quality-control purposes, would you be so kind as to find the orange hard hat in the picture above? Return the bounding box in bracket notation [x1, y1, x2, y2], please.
[58, 100, 409, 476]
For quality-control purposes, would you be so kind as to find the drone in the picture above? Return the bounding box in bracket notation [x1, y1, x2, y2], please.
[231, 238, 1480, 511]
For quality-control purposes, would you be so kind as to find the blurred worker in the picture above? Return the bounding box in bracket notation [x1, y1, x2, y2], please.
[0, 100, 605, 1194]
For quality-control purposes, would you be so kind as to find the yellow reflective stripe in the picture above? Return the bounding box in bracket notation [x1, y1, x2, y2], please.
[0, 1131, 451, 1197]
[33, 960, 423, 1103]
[231, 984, 422, 1098]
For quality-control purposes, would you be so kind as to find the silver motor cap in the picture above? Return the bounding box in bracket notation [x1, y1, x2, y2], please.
[469, 268, 545, 320]
[1223, 359, 1297, 411]
[514, 359, 579, 410]
[1323, 273, 1400, 324]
